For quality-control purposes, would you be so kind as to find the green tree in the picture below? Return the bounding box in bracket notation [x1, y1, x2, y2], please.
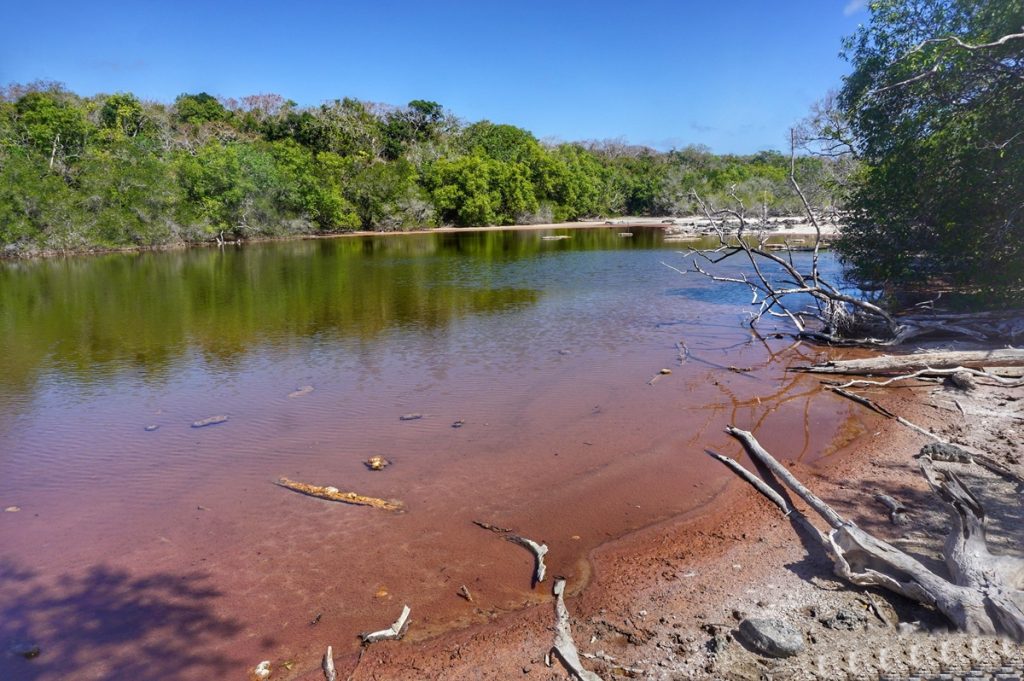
[98, 93, 149, 140]
[12, 90, 89, 163]
[426, 152, 538, 226]
[838, 0, 1024, 297]
[173, 92, 230, 125]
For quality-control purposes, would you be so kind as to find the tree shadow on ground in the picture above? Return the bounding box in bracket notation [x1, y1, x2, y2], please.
[0, 559, 244, 681]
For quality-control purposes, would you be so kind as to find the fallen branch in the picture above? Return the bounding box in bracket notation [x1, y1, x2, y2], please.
[550, 578, 603, 681]
[828, 386, 897, 418]
[828, 386, 946, 442]
[704, 449, 827, 545]
[360, 605, 411, 644]
[793, 349, 1024, 375]
[830, 366, 1024, 389]
[277, 478, 404, 512]
[717, 426, 1024, 639]
[473, 521, 548, 585]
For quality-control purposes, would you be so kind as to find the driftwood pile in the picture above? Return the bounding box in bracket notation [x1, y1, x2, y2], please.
[711, 348, 1024, 641]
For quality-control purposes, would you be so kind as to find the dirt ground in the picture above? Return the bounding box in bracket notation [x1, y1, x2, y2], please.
[284, 355, 1024, 681]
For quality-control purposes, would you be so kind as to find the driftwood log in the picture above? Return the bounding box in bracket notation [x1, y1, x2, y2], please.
[276, 477, 404, 512]
[550, 578, 602, 681]
[713, 426, 1024, 640]
[792, 349, 1024, 375]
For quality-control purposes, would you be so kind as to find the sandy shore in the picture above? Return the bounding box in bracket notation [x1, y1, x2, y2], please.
[318, 215, 840, 241]
[286, 351, 1023, 681]
[1, 216, 837, 260]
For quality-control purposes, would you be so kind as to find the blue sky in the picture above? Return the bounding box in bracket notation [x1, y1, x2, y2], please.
[1, 0, 871, 154]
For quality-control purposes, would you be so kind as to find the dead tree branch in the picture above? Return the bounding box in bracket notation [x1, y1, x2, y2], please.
[717, 426, 1024, 639]
[550, 578, 603, 681]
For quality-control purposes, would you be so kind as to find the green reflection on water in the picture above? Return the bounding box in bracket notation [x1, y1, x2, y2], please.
[0, 227, 679, 390]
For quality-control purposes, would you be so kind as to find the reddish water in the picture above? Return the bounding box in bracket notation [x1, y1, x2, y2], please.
[0, 229, 857, 679]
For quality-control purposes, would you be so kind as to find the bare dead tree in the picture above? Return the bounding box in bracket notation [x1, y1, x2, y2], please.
[663, 130, 905, 346]
[664, 129, 1024, 347]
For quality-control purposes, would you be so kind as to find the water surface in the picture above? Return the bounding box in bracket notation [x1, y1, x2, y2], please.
[0, 227, 860, 680]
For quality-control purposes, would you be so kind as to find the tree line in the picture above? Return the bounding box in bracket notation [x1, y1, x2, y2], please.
[0, 84, 837, 255]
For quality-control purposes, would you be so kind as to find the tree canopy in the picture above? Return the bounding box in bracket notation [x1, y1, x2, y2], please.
[837, 0, 1024, 299]
[0, 83, 837, 255]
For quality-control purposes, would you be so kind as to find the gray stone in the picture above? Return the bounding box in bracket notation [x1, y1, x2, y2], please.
[820, 607, 867, 631]
[736, 617, 804, 658]
[920, 441, 972, 462]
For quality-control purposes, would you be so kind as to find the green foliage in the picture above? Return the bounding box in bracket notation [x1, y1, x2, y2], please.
[13, 91, 88, 158]
[0, 82, 840, 254]
[98, 93, 149, 140]
[381, 100, 447, 160]
[173, 92, 229, 125]
[426, 152, 538, 226]
[838, 0, 1024, 297]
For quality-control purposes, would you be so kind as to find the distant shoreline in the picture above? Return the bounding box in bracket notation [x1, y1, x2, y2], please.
[0, 216, 839, 261]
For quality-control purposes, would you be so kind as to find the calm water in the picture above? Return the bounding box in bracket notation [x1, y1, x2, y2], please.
[0, 227, 860, 680]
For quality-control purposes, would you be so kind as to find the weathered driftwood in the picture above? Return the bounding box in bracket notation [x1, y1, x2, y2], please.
[277, 478, 404, 512]
[360, 605, 411, 644]
[550, 578, 603, 681]
[473, 521, 548, 585]
[794, 349, 1024, 375]
[322, 646, 336, 681]
[717, 425, 1024, 640]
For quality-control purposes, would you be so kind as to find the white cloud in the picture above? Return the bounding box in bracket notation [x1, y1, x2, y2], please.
[843, 0, 868, 16]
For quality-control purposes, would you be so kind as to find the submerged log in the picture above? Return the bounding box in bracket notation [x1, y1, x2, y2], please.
[276, 477, 404, 512]
[715, 426, 1024, 640]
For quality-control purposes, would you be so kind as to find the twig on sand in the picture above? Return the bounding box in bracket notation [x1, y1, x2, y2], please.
[360, 605, 411, 644]
[676, 341, 690, 366]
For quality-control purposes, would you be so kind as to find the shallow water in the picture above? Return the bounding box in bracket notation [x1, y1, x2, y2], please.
[0, 227, 861, 680]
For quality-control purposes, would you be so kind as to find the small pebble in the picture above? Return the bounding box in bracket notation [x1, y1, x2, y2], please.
[452, 419, 465, 428]
[144, 424, 160, 432]
[5, 506, 21, 513]
[399, 413, 422, 421]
